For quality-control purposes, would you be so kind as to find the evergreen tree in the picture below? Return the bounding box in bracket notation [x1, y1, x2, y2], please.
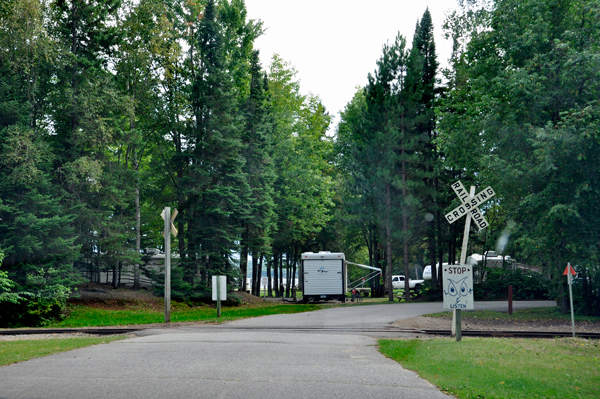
[408, 9, 442, 291]
[0, 0, 81, 297]
[240, 51, 276, 295]
[336, 88, 385, 295]
[336, 13, 441, 299]
[361, 34, 409, 301]
[115, 0, 177, 287]
[186, 0, 249, 288]
[46, 0, 140, 285]
[49, 0, 122, 163]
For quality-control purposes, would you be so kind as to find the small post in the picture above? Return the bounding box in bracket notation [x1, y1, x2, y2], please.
[567, 263, 575, 338]
[508, 285, 513, 315]
[213, 276, 226, 318]
[163, 207, 171, 323]
[455, 308, 462, 341]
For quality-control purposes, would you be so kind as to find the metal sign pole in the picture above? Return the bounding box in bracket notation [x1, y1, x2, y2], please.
[161, 208, 178, 323]
[163, 207, 171, 323]
[567, 263, 575, 338]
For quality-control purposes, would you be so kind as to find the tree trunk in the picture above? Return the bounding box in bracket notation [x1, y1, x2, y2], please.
[251, 252, 259, 296]
[252, 252, 263, 297]
[386, 184, 394, 302]
[186, 207, 197, 286]
[112, 262, 118, 288]
[118, 261, 122, 288]
[240, 227, 248, 293]
[373, 238, 382, 297]
[279, 252, 284, 297]
[273, 251, 279, 297]
[267, 257, 272, 297]
[96, 252, 101, 284]
[133, 152, 141, 290]
[285, 251, 291, 298]
[434, 209, 442, 290]
[401, 149, 410, 302]
[291, 254, 297, 292]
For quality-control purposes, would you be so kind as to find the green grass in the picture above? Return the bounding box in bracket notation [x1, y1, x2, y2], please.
[0, 335, 126, 366]
[49, 303, 325, 328]
[425, 307, 600, 323]
[379, 337, 600, 399]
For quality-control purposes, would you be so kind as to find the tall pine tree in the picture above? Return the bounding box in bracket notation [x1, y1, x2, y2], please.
[186, 0, 249, 289]
[240, 50, 276, 295]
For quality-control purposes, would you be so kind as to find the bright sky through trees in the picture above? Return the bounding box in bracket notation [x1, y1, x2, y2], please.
[245, 0, 457, 128]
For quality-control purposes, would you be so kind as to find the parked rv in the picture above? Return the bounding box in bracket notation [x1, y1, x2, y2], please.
[301, 252, 346, 303]
[423, 264, 441, 280]
[467, 251, 514, 268]
[467, 251, 515, 282]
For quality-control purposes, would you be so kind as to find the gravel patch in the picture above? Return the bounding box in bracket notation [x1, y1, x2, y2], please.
[0, 332, 109, 342]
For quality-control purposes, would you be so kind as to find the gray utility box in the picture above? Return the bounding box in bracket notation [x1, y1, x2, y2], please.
[302, 252, 346, 303]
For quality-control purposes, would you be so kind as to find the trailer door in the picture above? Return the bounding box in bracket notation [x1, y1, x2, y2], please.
[303, 259, 344, 295]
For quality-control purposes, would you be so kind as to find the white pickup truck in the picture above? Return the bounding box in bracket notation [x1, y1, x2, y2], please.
[391, 275, 424, 294]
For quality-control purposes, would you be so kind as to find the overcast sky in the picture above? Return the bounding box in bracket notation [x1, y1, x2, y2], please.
[244, 0, 459, 130]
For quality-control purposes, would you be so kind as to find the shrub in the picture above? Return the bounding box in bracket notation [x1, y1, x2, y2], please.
[0, 266, 73, 327]
[474, 267, 550, 301]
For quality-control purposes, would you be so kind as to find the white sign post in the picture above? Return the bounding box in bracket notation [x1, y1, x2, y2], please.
[563, 263, 577, 338]
[161, 207, 178, 323]
[444, 182, 495, 341]
[212, 276, 227, 317]
[261, 277, 268, 300]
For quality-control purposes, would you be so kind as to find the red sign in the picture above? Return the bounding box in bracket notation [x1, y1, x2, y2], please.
[563, 264, 576, 276]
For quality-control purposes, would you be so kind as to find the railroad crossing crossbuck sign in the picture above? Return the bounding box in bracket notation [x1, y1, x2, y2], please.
[161, 208, 178, 237]
[445, 181, 495, 230]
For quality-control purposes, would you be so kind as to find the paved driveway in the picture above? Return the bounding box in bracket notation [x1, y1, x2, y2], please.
[0, 301, 554, 399]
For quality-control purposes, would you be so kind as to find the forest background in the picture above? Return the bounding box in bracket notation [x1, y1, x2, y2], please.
[1, 0, 599, 326]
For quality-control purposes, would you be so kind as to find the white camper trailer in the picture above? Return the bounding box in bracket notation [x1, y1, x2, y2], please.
[468, 251, 515, 282]
[302, 252, 346, 303]
[467, 251, 515, 269]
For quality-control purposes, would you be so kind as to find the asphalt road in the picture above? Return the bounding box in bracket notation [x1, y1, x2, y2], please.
[0, 301, 554, 399]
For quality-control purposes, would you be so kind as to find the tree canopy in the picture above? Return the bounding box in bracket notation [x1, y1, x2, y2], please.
[2, 0, 599, 325]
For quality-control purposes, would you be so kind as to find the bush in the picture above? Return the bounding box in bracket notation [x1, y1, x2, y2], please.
[0, 267, 72, 327]
[0, 270, 21, 305]
[570, 268, 600, 317]
[474, 267, 550, 301]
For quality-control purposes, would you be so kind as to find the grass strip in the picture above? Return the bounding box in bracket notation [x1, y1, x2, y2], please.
[0, 336, 126, 366]
[379, 337, 600, 399]
[425, 307, 600, 323]
[49, 303, 325, 328]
